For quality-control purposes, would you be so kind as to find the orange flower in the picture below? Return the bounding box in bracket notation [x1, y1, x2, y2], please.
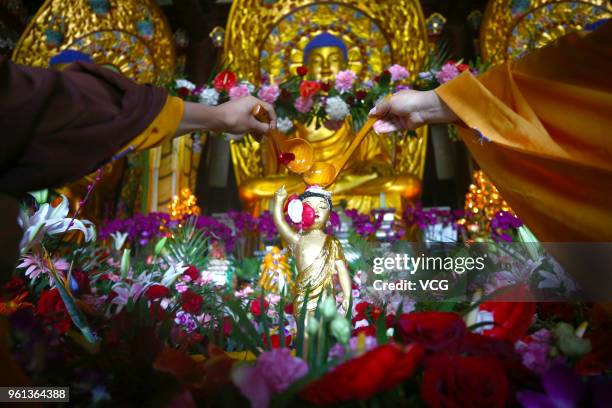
[0, 292, 33, 315]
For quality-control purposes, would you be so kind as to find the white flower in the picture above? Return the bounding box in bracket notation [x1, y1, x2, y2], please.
[198, 87, 220, 106]
[325, 96, 350, 121]
[110, 231, 128, 251]
[276, 117, 294, 134]
[287, 199, 303, 223]
[175, 79, 196, 91]
[18, 195, 96, 251]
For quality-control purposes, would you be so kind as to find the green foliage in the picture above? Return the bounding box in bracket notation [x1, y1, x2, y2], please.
[164, 217, 209, 270]
[233, 257, 261, 281]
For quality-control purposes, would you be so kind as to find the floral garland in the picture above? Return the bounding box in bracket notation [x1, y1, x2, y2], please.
[168, 59, 476, 135]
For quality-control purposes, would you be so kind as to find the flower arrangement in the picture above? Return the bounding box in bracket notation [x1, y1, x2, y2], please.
[168, 59, 475, 135]
[3, 194, 607, 407]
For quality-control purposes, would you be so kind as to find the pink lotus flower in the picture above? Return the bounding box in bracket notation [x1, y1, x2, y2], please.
[294, 96, 314, 113]
[229, 84, 251, 100]
[435, 63, 461, 84]
[388, 64, 409, 82]
[334, 69, 357, 93]
[257, 84, 280, 104]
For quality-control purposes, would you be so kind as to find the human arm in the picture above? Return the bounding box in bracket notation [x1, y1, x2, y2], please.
[335, 259, 352, 311]
[272, 186, 300, 247]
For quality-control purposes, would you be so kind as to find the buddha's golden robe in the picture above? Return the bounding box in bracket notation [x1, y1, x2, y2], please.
[292, 235, 346, 314]
[437, 22, 612, 242]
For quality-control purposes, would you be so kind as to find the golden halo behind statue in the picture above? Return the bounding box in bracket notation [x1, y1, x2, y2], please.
[481, 0, 612, 64]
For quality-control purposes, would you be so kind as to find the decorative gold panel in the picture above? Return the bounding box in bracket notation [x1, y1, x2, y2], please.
[12, 0, 176, 84]
[224, 0, 429, 83]
[481, 0, 612, 64]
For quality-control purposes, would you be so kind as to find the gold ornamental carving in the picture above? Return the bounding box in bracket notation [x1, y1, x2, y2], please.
[224, 0, 429, 84]
[481, 0, 612, 64]
[12, 0, 176, 84]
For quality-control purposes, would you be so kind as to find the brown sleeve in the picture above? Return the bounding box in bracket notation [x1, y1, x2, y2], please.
[0, 55, 168, 196]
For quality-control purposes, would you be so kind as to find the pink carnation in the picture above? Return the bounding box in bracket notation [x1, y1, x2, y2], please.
[388, 64, 409, 82]
[229, 84, 251, 100]
[334, 69, 357, 93]
[257, 84, 280, 104]
[294, 96, 314, 113]
[435, 63, 461, 84]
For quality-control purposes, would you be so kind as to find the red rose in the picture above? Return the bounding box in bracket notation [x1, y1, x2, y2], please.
[183, 265, 200, 281]
[320, 81, 332, 92]
[284, 302, 294, 315]
[146, 284, 170, 300]
[353, 301, 382, 322]
[422, 354, 509, 408]
[180, 290, 203, 314]
[396, 311, 466, 353]
[479, 284, 536, 342]
[36, 288, 71, 334]
[296, 66, 308, 76]
[250, 296, 269, 317]
[213, 70, 237, 91]
[301, 343, 423, 404]
[278, 152, 295, 166]
[149, 302, 167, 321]
[177, 87, 190, 98]
[355, 90, 367, 100]
[299, 80, 321, 98]
[457, 63, 470, 72]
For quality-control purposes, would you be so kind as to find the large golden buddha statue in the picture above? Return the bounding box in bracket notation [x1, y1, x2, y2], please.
[225, 0, 430, 215]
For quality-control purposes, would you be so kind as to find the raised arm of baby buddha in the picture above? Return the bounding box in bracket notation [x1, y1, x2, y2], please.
[273, 186, 300, 247]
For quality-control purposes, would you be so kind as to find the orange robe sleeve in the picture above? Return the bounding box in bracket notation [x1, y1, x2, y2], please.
[436, 22, 612, 242]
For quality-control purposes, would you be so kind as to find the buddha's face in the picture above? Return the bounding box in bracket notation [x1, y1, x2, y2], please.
[307, 46, 346, 81]
[303, 196, 330, 231]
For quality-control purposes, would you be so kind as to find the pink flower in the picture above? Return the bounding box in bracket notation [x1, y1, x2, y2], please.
[388, 64, 409, 82]
[229, 84, 251, 100]
[334, 69, 357, 93]
[515, 329, 553, 374]
[174, 281, 189, 293]
[233, 348, 308, 408]
[294, 96, 314, 113]
[18, 254, 69, 282]
[257, 84, 280, 104]
[436, 63, 461, 84]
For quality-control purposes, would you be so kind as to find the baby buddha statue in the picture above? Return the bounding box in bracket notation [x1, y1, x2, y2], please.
[239, 32, 422, 215]
[272, 185, 352, 314]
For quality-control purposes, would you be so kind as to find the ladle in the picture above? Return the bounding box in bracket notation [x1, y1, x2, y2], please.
[251, 105, 314, 174]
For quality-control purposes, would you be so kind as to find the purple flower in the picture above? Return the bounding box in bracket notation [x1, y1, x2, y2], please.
[517, 364, 584, 408]
[515, 329, 553, 374]
[294, 96, 314, 113]
[174, 311, 198, 333]
[233, 348, 308, 408]
[491, 211, 523, 242]
[435, 63, 460, 84]
[257, 211, 278, 241]
[229, 84, 251, 100]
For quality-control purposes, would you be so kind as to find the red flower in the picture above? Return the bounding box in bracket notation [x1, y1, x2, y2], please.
[278, 152, 295, 166]
[320, 81, 332, 92]
[262, 334, 292, 348]
[355, 90, 367, 100]
[250, 296, 269, 317]
[180, 290, 203, 314]
[301, 203, 315, 229]
[284, 302, 294, 315]
[299, 80, 321, 98]
[183, 265, 200, 281]
[2, 277, 25, 297]
[71, 270, 91, 294]
[280, 88, 293, 102]
[296, 66, 308, 76]
[145, 284, 170, 300]
[301, 343, 424, 404]
[396, 311, 466, 353]
[457, 63, 470, 72]
[36, 288, 71, 334]
[479, 284, 536, 342]
[213, 70, 237, 91]
[177, 87, 190, 98]
[422, 354, 509, 408]
[353, 301, 382, 322]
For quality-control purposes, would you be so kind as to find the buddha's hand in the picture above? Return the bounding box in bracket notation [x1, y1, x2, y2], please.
[369, 90, 457, 132]
[341, 297, 350, 312]
[275, 185, 288, 201]
[216, 95, 277, 134]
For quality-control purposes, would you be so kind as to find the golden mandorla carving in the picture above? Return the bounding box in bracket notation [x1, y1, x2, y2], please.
[12, 0, 176, 84]
[224, 0, 428, 84]
[481, 0, 612, 64]
[226, 0, 429, 214]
